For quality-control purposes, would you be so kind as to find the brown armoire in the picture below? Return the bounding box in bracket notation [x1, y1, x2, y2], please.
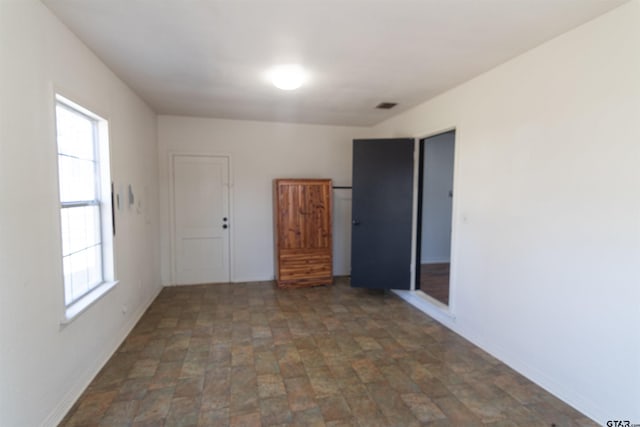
[273, 179, 333, 288]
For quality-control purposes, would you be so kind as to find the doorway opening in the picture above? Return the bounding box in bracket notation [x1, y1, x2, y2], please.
[416, 130, 455, 305]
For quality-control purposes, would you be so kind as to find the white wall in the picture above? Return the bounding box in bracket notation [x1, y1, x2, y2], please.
[378, 1, 640, 423]
[421, 131, 455, 263]
[158, 116, 370, 284]
[0, 1, 161, 426]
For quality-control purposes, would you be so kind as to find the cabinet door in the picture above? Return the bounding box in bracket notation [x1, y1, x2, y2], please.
[276, 180, 331, 251]
[302, 181, 332, 250]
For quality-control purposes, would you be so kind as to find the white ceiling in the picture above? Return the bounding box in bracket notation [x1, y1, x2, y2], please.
[42, 0, 628, 126]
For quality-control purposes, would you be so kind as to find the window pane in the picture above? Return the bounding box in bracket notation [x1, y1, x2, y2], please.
[86, 245, 102, 288]
[69, 250, 89, 301]
[58, 156, 97, 202]
[63, 256, 73, 306]
[88, 205, 101, 246]
[56, 105, 95, 161]
[60, 208, 71, 257]
[61, 205, 101, 256]
[67, 205, 87, 256]
[64, 246, 103, 306]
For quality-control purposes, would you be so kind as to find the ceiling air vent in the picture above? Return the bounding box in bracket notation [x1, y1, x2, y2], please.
[375, 102, 397, 109]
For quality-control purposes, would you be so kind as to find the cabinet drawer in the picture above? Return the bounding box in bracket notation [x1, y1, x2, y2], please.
[277, 253, 332, 287]
[280, 261, 331, 277]
[279, 251, 331, 264]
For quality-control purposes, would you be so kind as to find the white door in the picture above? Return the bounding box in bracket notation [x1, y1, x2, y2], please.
[172, 154, 230, 285]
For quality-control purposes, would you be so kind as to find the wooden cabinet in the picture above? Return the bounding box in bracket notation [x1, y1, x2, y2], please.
[273, 179, 333, 288]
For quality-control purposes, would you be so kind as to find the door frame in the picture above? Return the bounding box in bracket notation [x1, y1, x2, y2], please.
[168, 152, 234, 285]
[411, 127, 460, 316]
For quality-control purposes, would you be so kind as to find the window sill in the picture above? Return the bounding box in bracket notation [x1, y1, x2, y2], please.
[61, 280, 119, 326]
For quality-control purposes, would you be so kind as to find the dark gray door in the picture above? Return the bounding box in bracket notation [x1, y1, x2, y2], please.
[351, 138, 414, 290]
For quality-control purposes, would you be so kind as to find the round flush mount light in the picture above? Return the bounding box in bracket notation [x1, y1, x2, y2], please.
[269, 64, 307, 90]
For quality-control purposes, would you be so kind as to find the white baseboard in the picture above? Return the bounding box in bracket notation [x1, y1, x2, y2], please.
[164, 277, 274, 286]
[228, 276, 273, 284]
[42, 284, 163, 427]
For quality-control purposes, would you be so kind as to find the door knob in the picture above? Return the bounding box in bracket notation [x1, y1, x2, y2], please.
[222, 224, 228, 229]
[352, 219, 360, 225]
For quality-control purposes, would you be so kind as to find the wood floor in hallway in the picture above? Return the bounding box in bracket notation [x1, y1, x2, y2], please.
[420, 263, 450, 306]
[60, 277, 595, 426]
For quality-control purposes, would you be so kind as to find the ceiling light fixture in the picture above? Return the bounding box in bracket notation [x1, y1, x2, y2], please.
[269, 64, 307, 91]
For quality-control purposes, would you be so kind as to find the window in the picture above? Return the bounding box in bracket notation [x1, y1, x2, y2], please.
[55, 95, 115, 319]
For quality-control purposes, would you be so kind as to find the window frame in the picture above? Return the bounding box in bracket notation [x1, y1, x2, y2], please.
[55, 94, 117, 323]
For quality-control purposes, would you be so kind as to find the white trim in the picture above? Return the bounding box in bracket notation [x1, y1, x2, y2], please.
[409, 138, 419, 291]
[227, 155, 235, 283]
[416, 126, 457, 141]
[168, 152, 233, 285]
[392, 289, 456, 324]
[168, 154, 177, 285]
[52, 86, 111, 123]
[60, 280, 119, 325]
[448, 127, 462, 315]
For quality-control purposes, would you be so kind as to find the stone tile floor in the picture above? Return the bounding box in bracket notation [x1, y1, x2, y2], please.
[60, 278, 597, 426]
